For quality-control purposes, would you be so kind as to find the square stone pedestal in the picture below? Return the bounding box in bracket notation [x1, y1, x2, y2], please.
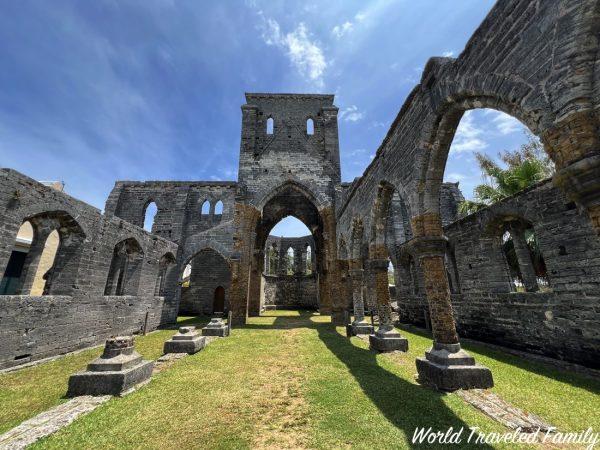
[67, 336, 153, 397]
[164, 326, 206, 354]
[349, 321, 374, 336]
[202, 318, 229, 337]
[369, 330, 409, 352]
[416, 342, 493, 391]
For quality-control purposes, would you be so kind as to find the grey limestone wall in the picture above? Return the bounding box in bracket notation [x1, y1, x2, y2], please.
[262, 235, 317, 310]
[396, 180, 600, 368]
[0, 169, 178, 369]
[238, 93, 340, 209]
[179, 248, 231, 315]
[262, 274, 318, 310]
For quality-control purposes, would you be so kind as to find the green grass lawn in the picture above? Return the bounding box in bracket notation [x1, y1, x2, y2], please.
[0, 316, 207, 435]
[1, 311, 598, 449]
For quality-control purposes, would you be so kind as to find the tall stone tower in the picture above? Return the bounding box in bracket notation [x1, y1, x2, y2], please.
[237, 93, 340, 206]
[229, 93, 344, 325]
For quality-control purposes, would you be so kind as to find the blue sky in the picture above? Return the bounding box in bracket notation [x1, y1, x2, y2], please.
[0, 0, 530, 237]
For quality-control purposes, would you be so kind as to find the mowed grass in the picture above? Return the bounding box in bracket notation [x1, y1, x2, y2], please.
[8, 310, 592, 449]
[0, 316, 207, 434]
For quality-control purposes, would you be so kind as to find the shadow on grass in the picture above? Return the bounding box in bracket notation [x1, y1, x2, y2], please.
[174, 316, 211, 328]
[242, 312, 494, 449]
[398, 324, 600, 396]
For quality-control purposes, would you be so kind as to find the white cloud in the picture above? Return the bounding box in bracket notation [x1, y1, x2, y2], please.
[332, 21, 353, 39]
[347, 148, 367, 156]
[369, 120, 387, 129]
[442, 50, 455, 57]
[259, 15, 327, 86]
[339, 105, 364, 122]
[355, 12, 366, 22]
[449, 110, 488, 153]
[491, 111, 522, 135]
[444, 172, 466, 182]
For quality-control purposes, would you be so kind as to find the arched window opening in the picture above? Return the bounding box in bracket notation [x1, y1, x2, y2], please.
[214, 200, 224, 216]
[155, 253, 176, 296]
[306, 118, 314, 135]
[388, 259, 395, 286]
[305, 245, 312, 275]
[286, 247, 295, 275]
[1, 221, 34, 294]
[444, 109, 552, 216]
[266, 117, 274, 135]
[501, 222, 549, 293]
[104, 238, 144, 296]
[445, 249, 461, 294]
[182, 263, 192, 287]
[409, 257, 419, 295]
[34, 230, 60, 296]
[201, 200, 210, 216]
[143, 202, 158, 232]
[268, 244, 278, 275]
[1, 213, 84, 296]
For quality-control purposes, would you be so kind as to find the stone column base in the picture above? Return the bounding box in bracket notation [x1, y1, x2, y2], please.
[416, 342, 493, 391]
[330, 310, 346, 326]
[202, 318, 230, 337]
[67, 336, 153, 397]
[369, 330, 409, 352]
[164, 326, 207, 354]
[351, 321, 375, 336]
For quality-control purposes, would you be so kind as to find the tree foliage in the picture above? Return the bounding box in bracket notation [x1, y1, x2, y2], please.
[458, 132, 554, 215]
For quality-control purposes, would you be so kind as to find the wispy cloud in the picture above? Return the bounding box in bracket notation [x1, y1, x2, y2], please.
[332, 21, 353, 39]
[259, 14, 327, 86]
[339, 105, 364, 122]
[491, 111, 522, 135]
[449, 110, 488, 153]
[444, 172, 466, 182]
[442, 50, 455, 57]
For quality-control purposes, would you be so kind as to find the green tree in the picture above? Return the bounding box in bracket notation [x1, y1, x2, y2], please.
[458, 132, 554, 215]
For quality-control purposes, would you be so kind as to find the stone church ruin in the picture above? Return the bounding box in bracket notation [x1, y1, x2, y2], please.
[1, 1, 599, 390]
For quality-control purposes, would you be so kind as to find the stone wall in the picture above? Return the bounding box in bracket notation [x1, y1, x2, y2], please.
[0, 169, 178, 369]
[179, 248, 231, 315]
[261, 235, 318, 310]
[262, 274, 318, 310]
[395, 180, 600, 368]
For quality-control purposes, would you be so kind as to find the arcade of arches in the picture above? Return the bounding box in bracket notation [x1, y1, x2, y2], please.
[1, 2, 599, 392]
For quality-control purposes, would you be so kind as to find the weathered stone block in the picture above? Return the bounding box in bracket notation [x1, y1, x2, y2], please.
[202, 318, 229, 337]
[163, 326, 206, 354]
[67, 336, 153, 397]
[416, 343, 493, 391]
[369, 330, 409, 352]
[351, 322, 375, 336]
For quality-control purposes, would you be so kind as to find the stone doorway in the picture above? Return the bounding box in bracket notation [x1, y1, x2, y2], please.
[213, 286, 225, 313]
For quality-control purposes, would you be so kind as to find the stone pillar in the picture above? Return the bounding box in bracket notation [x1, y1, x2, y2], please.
[367, 253, 408, 352]
[553, 154, 600, 234]
[349, 265, 374, 335]
[543, 110, 600, 235]
[17, 228, 51, 295]
[320, 207, 337, 319]
[317, 271, 329, 314]
[229, 203, 260, 326]
[509, 223, 538, 292]
[408, 227, 493, 391]
[363, 267, 376, 316]
[247, 249, 263, 316]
